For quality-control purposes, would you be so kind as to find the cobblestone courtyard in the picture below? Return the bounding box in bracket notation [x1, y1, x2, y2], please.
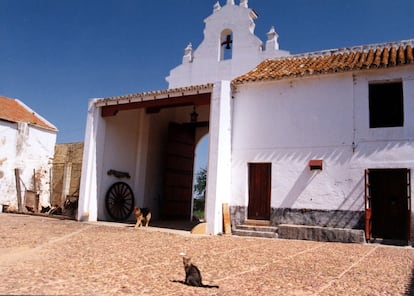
[0, 213, 413, 295]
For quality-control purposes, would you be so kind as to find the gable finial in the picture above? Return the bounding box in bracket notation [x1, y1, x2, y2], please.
[182, 43, 193, 63]
[213, 1, 221, 12]
[267, 26, 277, 40]
[240, 0, 248, 8]
[266, 26, 279, 50]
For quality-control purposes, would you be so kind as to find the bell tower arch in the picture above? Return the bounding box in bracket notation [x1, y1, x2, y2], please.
[220, 29, 233, 61]
[166, 0, 290, 88]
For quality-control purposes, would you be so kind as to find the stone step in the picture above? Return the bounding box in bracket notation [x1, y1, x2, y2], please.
[233, 223, 278, 239]
[233, 228, 278, 239]
[277, 224, 366, 243]
[244, 219, 271, 226]
[236, 224, 278, 233]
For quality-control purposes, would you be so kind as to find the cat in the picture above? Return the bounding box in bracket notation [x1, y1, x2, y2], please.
[181, 256, 219, 288]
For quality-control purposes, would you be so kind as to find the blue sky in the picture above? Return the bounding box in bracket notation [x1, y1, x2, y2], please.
[0, 0, 413, 147]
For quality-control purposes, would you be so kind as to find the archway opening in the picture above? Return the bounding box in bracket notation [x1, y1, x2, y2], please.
[191, 134, 209, 221]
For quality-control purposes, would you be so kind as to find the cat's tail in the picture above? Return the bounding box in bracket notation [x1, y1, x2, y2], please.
[201, 284, 219, 288]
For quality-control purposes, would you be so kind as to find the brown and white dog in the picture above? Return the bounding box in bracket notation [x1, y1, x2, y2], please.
[133, 206, 151, 227]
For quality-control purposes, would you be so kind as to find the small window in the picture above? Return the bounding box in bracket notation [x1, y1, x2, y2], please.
[369, 81, 404, 128]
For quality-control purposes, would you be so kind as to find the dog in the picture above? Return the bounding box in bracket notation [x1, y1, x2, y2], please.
[133, 206, 151, 227]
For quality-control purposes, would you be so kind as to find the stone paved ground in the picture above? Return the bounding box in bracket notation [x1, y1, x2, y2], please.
[0, 213, 414, 296]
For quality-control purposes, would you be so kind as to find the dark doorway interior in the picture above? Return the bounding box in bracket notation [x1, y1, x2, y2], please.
[162, 122, 195, 219]
[248, 163, 271, 220]
[366, 168, 411, 241]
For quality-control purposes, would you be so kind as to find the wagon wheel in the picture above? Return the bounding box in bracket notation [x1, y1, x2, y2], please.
[105, 182, 134, 221]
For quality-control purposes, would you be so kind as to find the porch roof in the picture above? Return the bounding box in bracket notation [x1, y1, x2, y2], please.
[95, 84, 213, 117]
[233, 39, 414, 84]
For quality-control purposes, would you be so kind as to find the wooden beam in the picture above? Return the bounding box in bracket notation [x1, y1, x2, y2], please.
[101, 93, 211, 117]
[14, 168, 22, 213]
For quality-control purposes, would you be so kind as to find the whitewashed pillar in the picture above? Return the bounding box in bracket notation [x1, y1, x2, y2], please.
[205, 81, 232, 234]
[78, 99, 105, 221]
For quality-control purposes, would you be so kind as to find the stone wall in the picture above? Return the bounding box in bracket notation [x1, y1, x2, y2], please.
[230, 205, 364, 230]
[51, 142, 83, 207]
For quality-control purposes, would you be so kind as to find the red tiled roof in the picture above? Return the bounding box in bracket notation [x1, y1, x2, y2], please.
[0, 96, 57, 131]
[233, 39, 414, 84]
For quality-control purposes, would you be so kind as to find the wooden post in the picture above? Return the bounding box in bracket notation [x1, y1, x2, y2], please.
[49, 167, 53, 207]
[33, 169, 39, 213]
[222, 203, 231, 235]
[14, 168, 23, 212]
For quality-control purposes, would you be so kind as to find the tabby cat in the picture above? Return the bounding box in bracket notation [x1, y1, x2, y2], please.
[182, 256, 219, 288]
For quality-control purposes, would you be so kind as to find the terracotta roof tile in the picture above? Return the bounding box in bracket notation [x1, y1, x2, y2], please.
[0, 96, 57, 131]
[233, 39, 414, 84]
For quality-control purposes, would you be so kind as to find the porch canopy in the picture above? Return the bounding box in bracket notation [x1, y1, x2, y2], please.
[95, 84, 213, 117]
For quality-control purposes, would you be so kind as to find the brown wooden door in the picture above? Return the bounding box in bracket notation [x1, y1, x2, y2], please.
[162, 122, 195, 219]
[365, 168, 411, 241]
[248, 163, 271, 220]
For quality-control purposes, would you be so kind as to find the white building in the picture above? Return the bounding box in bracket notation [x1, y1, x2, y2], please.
[0, 96, 57, 211]
[79, 0, 414, 243]
[232, 43, 414, 242]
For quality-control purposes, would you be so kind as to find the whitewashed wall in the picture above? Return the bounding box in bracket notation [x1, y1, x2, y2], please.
[0, 121, 56, 209]
[231, 67, 414, 215]
[0, 121, 19, 209]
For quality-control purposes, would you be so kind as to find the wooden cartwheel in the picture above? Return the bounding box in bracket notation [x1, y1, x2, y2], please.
[105, 181, 135, 221]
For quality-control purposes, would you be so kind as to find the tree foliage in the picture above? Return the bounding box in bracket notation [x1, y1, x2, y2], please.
[194, 166, 207, 199]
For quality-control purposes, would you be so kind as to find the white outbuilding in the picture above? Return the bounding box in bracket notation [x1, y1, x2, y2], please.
[0, 96, 57, 212]
[79, 0, 414, 243]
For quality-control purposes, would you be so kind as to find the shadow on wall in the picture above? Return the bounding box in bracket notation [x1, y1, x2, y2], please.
[274, 172, 365, 229]
[324, 176, 365, 228]
[279, 166, 318, 209]
[233, 140, 411, 169]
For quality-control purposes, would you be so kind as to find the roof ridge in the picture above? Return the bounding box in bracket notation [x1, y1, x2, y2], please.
[14, 99, 58, 131]
[100, 83, 214, 103]
[0, 96, 57, 131]
[272, 38, 414, 60]
[233, 38, 414, 84]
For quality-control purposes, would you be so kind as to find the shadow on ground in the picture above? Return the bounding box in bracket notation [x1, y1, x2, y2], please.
[119, 219, 201, 231]
[406, 268, 414, 296]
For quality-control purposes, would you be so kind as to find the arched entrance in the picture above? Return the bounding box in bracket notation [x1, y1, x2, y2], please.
[191, 134, 209, 221]
[160, 110, 210, 221]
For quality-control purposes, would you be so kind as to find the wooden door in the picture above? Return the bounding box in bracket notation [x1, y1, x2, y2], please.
[248, 163, 271, 220]
[364, 169, 372, 240]
[365, 168, 411, 241]
[162, 122, 195, 219]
